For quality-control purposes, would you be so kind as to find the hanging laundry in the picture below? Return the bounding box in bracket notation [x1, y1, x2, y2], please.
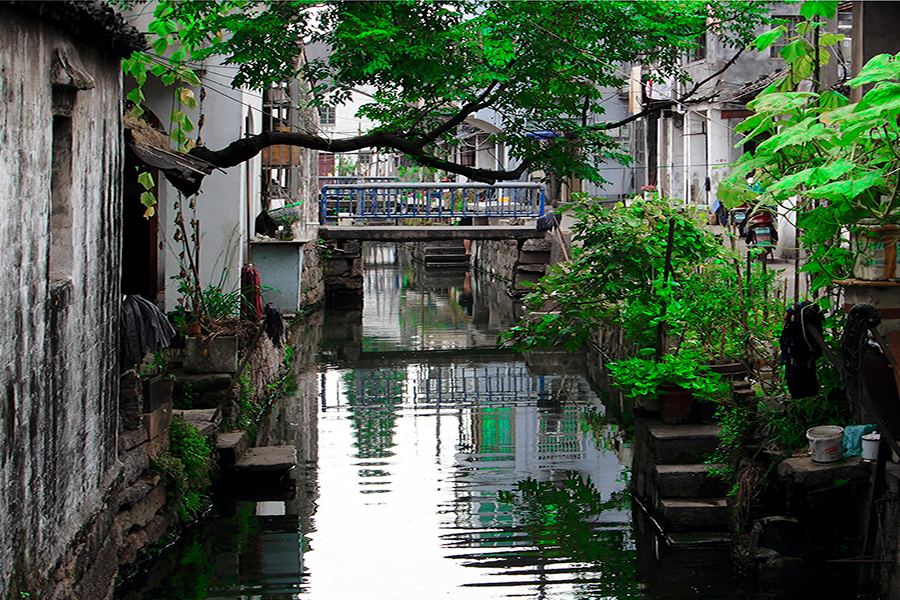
[241, 263, 263, 322]
[779, 301, 825, 399]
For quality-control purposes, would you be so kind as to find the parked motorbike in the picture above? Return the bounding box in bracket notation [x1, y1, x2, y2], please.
[730, 203, 749, 231]
[743, 206, 778, 258]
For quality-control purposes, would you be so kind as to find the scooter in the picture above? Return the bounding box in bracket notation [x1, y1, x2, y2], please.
[743, 206, 778, 258]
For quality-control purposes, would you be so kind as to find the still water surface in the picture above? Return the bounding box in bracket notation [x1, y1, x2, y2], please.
[117, 243, 641, 600]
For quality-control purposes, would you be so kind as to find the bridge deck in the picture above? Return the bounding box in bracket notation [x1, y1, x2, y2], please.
[318, 225, 545, 242]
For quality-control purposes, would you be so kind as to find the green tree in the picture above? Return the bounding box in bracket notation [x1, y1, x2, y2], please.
[122, 0, 771, 190]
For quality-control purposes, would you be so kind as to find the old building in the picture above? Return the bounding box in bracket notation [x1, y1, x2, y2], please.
[0, 2, 144, 597]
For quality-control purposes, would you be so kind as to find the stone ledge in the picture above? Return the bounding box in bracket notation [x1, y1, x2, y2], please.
[777, 455, 871, 488]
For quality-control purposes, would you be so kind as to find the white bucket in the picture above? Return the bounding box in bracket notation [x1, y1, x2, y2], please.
[862, 433, 882, 461]
[807, 426, 844, 464]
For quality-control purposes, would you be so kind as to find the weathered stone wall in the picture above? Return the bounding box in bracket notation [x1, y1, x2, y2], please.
[299, 240, 325, 309]
[0, 6, 135, 598]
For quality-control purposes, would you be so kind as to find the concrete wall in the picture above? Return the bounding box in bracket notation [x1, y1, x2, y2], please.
[0, 7, 126, 597]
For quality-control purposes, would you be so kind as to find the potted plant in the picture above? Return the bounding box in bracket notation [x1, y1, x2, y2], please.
[607, 349, 731, 424]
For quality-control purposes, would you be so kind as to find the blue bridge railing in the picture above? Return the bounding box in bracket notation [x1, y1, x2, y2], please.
[320, 182, 545, 223]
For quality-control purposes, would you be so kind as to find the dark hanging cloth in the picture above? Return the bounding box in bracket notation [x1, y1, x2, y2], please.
[840, 303, 882, 403]
[241, 263, 263, 322]
[535, 211, 562, 232]
[120, 295, 176, 368]
[779, 301, 825, 398]
[264, 302, 284, 348]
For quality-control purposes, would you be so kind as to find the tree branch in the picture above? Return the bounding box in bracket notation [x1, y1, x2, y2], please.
[189, 128, 529, 184]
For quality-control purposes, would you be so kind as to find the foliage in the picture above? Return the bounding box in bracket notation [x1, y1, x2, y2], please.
[119, 0, 771, 185]
[718, 1, 900, 291]
[154, 417, 214, 521]
[503, 195, 723, 352]
[607, 349, 730, 403]
[497, 473, 637, 593]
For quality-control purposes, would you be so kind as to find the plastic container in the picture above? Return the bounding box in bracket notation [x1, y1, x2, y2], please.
[807, 426, 845, 464]
[862, 433, 882, 462]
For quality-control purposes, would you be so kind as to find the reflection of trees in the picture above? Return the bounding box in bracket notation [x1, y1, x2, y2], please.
[496, 473, 637, 596]
[341, 368, 406, 459]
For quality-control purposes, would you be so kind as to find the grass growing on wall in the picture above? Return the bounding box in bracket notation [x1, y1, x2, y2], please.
[154, 416, 214, 521]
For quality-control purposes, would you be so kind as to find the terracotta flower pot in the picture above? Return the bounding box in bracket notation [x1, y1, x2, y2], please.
[658, 385, 694, 425]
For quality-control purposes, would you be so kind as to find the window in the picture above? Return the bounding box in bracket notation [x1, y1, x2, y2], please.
[691, 32, 707, 62]
[358, 151, 372, 166]
[319, 105, 335, 125]
[771, 16, 802, 58]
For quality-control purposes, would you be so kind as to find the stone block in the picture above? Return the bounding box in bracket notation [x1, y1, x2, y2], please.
[235, 445, 297, 472]
[645, 422, 722, 465]
[217, 431, 250, 469]
[119, 426, 148, 454]
[117, 474, 161, 508]
[142, 401, 173, 441]
[72, 527, 118, 600]
[659, 498, 730, 531]
[116, 482, 167, 532]
[183, 336, 238, 374]
[522, 238, 552, 252]
[777, 455, 870, 489]
[144, 513, 172, 546]
[654, 464, 730, 500]
[518, 250, 551, 264]
[173, 370, 233, 399]
[120, 444, 151, 485]
[118, 529, 148, 565]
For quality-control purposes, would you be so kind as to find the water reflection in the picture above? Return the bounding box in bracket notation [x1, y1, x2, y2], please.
[116, 243, 640, 600]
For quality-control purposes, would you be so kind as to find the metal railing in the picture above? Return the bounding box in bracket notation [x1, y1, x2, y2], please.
[320, 182, 545, 223]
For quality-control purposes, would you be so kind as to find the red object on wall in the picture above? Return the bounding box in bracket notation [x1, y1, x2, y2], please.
[241, 263, 263, 322]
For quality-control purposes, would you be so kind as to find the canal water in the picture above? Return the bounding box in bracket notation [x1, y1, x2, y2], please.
[116, 243, 714, 600]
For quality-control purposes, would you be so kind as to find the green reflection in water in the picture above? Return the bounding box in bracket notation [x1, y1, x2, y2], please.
[497, 472, 640, 597]
[341, 368, 405, 460]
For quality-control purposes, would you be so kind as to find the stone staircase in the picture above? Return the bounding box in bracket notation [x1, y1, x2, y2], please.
[632, 419, 735, 597]
[416, 239, 470, 266]
[175, 409, 297, 479]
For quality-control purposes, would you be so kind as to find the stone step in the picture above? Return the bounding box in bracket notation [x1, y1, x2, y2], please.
[655, 464, 730, 500]
[645, 421, 721, 465]
[424, 253, 470, 264]
[659, 498, 730, 531]
[234, 445, 297, 474]
[216, 430, 250, 469]
[173, 408, 220, 438]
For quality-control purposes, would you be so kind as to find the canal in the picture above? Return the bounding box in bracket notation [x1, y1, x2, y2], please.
[116, 243, 724, 600]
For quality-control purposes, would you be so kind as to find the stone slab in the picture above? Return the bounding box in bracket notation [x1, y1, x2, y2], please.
[172, 370, 233, 393]
[660, 498, 730, 530]
[645, 421, 722, 465]
[217, 430, 250, 469]
[183, 336, 238, 374]
[142, 401, 172, 441]
[234, 445, 297, 472]
[655, 463, 730, 499]
[522, 238, 551, 252]
[777, 455, 871, 488]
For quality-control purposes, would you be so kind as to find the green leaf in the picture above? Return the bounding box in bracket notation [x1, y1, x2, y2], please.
[140, 190, 157, 208]
[137, 171, 155, 190]
[151, 36, 169, 56]
[752, 28, 784, 52]
[170, 110, 186, 125]
[780, 39, 812, 64]
[126, 87, 145, 105]
[800, 1, 838, 20]
[848, 54, 900, 88]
